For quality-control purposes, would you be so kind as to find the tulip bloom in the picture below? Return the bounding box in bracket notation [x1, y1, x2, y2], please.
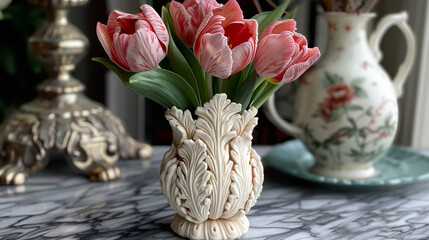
[194, 0, 258, 79]
[96, 5, 169, 72]
[254, 19, 320, 84]
[170, 0, 222, 47]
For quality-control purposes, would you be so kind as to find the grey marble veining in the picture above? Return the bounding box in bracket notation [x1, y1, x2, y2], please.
[1, 146, 429, 240]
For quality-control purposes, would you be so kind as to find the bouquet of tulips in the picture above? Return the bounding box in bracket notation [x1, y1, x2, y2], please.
[93, 0, 320, 112]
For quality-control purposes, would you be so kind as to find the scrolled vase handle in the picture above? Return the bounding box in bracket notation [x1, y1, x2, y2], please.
[369, 11, 416, 98]
[263, 95, 304, 139]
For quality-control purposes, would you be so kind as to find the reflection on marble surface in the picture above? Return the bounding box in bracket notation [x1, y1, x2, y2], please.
[1, 146, 429, 239]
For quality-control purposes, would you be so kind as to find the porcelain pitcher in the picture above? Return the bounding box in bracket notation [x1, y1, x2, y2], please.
[265, 12, 415, 179]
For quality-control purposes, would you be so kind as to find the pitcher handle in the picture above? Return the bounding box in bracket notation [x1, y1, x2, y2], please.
[368, 11, 416, 98]
[263, 95, 303, 139]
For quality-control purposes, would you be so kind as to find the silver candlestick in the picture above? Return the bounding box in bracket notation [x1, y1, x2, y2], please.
[0, 0, 153, 185]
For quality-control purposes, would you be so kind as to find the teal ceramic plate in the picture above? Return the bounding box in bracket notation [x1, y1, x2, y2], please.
[263, 140, 429, 186]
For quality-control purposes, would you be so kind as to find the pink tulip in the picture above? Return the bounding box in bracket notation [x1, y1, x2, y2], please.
[170, 0, 222, 47]
[96, 5, 169, 72]
[254, 19, 320, 84]
[194, 0, 258, 79]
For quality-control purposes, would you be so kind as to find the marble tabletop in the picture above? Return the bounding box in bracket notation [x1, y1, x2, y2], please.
[1, 146, 429, 240]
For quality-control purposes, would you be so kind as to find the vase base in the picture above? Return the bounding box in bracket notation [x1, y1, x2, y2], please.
[310, 163, 376, 179]
[171, 214, 249, 240]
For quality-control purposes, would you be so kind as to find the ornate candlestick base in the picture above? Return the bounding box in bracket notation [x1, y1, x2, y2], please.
[0, 0, 153, 185]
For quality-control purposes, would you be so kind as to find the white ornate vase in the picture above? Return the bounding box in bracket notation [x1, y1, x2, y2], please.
[265, 12, 415, 179]
[160, 94, 264, 240]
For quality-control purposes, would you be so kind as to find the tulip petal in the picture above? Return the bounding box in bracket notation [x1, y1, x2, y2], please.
[230, 19, 258, 74]
[96, 22, 112, 58]
[111, 32, 132, 71]
[183, 0, 198, 8]
[127, 24, 166, 72]
[170, 1, 194, 47]
[196, 32, 233, 78]
[293, 32, 308, 47]
[280, 47, 320, 83]
[194, 13, 225, 52]
[141, 5, 169, 51]
[254, 32, 296, 78]
[186, 2, 205, 26]
[107, 10, 121, 36]
[224, 20, 256, 48]
[261, 19, 296, 40]
[231, 40, 254, 75]
[212, 0, 243, 27]
[107, 10, 127, 37]
[203, 0, 223, 13]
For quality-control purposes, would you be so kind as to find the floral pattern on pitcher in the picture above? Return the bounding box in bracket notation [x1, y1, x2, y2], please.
[304, 71, 396, 164]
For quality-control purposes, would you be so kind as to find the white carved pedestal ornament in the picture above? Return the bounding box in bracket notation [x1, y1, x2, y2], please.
[160, 94, 264, 240]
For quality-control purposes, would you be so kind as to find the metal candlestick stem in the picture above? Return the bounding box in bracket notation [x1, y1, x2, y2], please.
[0, 0, 153, 185]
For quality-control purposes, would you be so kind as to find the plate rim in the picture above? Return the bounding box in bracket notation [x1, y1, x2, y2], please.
[263, 140, 429, 187]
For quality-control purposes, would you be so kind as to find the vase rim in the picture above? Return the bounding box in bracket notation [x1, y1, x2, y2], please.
[321, 11, 376, 19]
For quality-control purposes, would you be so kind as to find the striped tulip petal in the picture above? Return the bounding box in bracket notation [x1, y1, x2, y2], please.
[170, 0, 222, 47]
[95, 4, 169, 72]
[196, 32, 233, 79]
[254, 32, 296, 79]
[96, 23, 112, 58]
[194, 0, 257, 78]
[254, 19, 320, 84]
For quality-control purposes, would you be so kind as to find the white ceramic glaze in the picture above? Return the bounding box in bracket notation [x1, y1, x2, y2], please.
[265, 12, 415, 179]
[160, 94, 263, 240]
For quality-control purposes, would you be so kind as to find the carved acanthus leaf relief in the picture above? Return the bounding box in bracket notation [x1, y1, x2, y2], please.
[222, 136, 252, 219]
[177, 140, 213, 223]
[160, 94, 264, 239]
[245, 149, 264, 213]
[194, 94, 241, 220]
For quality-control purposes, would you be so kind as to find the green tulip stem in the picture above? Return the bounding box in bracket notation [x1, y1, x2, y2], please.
[252, 83, 282, 109]
[255, 75, 266, 88]
[205, 71, 213, 102]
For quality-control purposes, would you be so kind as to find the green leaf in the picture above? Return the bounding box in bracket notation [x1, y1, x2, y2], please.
[221, 74, 239, 98]
[249, 80, 268, 106]
[224, 63, 254, 102]
[232, 71, 258, 112]
[359, 128, 367, 138]
[365, 107, 373, 117]
[344, 104, 363, 111]
[282, 7, 297, 19]
[252, 11, 272, 25]
[353, 86, 368, 98]
[323, 71, 343, 88]
[0, 44, 17, 75]
[347, 117, 358, 130]
[351, 77, 365, 87]
[128, 69, 199, 110]
[92, 57, 134, 83]
[348, 148, 363, 158]
[163, 5, 205, 103]
[212, 77, 222, 95]
[258, 0, 292, 35]
[327, 108, 342, 122]
[174, 38, 206, 102]
[332, 127, 353, 138]
[328, 138, 342, 145]
[162, 6, 201, 105]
